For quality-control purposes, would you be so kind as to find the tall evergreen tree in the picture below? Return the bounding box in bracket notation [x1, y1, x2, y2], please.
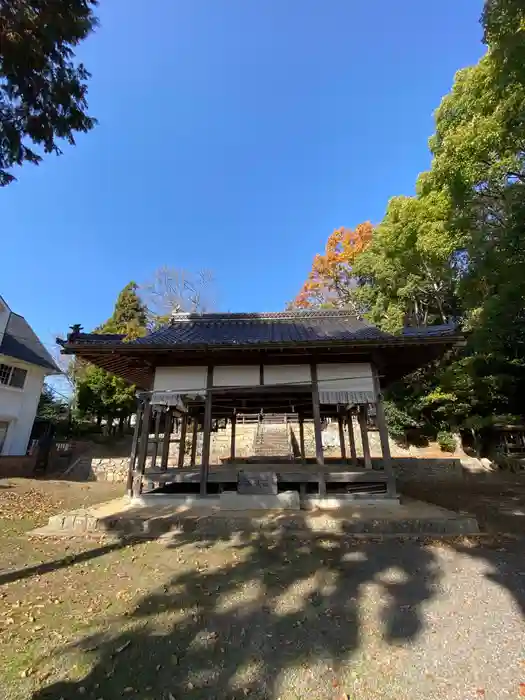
[102, 282, 148, 338]
[75, 282, 148, 431]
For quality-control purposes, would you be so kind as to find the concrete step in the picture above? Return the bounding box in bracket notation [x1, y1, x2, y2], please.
[35, 497, 479, 538]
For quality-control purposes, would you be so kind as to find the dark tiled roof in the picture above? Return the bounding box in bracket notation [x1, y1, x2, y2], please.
[129, 310, 392, 347]
[66, 333, 126, 345]
[63, 311, 461, 350]
[1, 313, 60, 372]
[401, 324, 458, 337]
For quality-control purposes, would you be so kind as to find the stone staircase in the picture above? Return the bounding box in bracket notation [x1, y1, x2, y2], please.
[253, 423, 292, 459]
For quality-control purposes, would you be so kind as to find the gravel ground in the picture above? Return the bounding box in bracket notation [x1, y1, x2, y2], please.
[16, 535, 525, 700]
[1, 478, 525, 700]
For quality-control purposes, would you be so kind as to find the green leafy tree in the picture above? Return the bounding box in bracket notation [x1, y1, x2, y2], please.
[0, 0, 98, 185]
[37, 384, 69, 421]
[353, 193, 460, 332]
[290, 1, 525, 447]
[75, 282, 148, 431]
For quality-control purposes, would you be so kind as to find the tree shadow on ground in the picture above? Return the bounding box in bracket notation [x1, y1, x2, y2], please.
[32, 530, 440, 700]
[449, 536, 525, 617]
[0, 539, 133, 587]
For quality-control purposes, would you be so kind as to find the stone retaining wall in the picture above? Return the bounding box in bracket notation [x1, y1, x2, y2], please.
[71, 424, 488, 485]
[89, 457, 129, 482]
[85, 455, 474, 484]
[390, 457, 464, 481]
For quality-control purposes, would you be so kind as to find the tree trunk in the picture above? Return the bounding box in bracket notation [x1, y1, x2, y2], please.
[104, 415, 113, 436]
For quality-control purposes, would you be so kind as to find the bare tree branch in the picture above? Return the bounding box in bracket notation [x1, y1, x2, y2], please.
[141, 267, 215, 326]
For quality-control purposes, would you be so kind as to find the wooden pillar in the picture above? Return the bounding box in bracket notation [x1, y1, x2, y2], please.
[160, 408, 173, 472]
[310, 363, 326, 496]
[230, 412, 236, 462]
[149, 408, 161, 469]
[372, 368, 396, 496]
[133, 398, 152, 497]
[190, 417, 198, 467]
[347, 410, 358, 467]
[126, 402, 143, 496]
[337, 414, 347, 462]
[199, 367, 214, 496]
[178, 414, 188, 469]
[358, 404, 372, 469]
[298, 415, 306, 464]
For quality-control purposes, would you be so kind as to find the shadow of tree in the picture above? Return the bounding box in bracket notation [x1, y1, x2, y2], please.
[32, 530, 440, 700]
[0, 539, 133, 587]
[449, 537, 525, 618]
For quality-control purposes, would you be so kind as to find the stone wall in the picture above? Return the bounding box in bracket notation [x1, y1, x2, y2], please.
[72, 424, 260, 482]
[89, 457, 129, 482]
[68, 422, 488, 485]
[389, 457, 464, 482]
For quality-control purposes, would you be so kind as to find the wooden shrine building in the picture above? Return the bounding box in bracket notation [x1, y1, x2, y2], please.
[59, 311, 461, 504]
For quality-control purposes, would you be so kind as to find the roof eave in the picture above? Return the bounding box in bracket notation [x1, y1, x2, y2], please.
[59, 334, 463, 355]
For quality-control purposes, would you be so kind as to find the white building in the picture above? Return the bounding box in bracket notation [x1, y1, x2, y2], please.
[0, 296, 60, 455]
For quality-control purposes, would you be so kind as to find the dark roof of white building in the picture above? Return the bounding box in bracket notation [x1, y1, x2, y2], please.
[1, 312, 60, 372]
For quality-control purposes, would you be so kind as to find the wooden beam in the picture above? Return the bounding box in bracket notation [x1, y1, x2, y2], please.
[358, 404, 372, 469]
[126, 403, 143, 496]
[372, 367, 396, 496]
[347, 409, 358, 467]
[178, 413, 188, 469]
[199, 366, 214, 496]
[146, 466, 389, 484]
[190, 419, 198, 467]
[160, 408, 173, 471]
[337, 414, 347, 462]
[149, 408, 161, 469]
[310, 363, 326, 495]
[133, 399, 152, 497]
[230, 412, 236, 462]
[298, 415, 306, 464]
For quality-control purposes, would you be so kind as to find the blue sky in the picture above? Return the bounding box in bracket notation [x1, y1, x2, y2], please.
[3, 0, 485, 354]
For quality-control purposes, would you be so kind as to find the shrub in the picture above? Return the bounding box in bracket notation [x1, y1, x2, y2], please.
[383, 401, 419, 443]
[437, 430, 456, 452]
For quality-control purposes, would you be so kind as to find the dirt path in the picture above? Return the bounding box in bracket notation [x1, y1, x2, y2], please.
[1, 478, 524, 699]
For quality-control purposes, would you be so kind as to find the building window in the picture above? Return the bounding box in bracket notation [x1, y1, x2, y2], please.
[0, 363, 27, 389]
[0, 421, 8, 453]
[0, 364, 10, 385]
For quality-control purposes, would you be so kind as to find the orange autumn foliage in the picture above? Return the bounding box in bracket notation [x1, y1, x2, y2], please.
[293, 222, 373, 308]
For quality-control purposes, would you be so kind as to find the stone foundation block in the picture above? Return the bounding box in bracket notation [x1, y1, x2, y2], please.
[219, 490, 300, 511]
[305, 495, 400, 510]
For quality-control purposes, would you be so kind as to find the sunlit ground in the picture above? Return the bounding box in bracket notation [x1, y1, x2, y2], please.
[1, 479, 524, 700]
